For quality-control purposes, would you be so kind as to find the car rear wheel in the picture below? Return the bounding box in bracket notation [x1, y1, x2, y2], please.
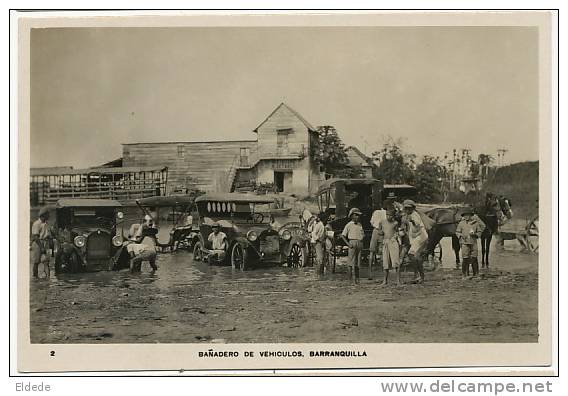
[287, 243, 305, 268]
[231, 243, 247, 271]
[193, 241, 203, 261]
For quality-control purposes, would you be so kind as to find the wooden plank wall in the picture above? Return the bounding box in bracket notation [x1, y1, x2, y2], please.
[123, 141, 257, 193]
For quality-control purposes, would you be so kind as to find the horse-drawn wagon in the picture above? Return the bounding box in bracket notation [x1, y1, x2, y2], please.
[498, 215, 539, 252]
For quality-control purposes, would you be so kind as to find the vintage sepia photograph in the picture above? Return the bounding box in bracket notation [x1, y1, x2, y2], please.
[15, 11, 554, 373]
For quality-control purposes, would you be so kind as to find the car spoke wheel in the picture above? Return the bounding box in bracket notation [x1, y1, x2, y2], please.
[288, 244, 305, 268]
[231, 243, 247, 271]
[193, 241, 203, 261]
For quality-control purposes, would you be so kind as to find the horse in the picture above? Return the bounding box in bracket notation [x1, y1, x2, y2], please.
[477, 194, 513, 267]
[423, 193, 512, 268]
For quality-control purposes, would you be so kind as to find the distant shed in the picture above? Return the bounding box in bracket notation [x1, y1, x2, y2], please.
[30, 166, 168, 206]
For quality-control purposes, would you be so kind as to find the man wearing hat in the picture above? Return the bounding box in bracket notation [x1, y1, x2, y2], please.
[455, 206, 486, 277]
[30, 206, 52, 278]
[341, 208, 365, 284]
[402, 199, 428, 283]
[207, 222, 227, 262]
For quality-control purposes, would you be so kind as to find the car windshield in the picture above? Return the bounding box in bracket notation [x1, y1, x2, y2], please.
[70, 207, 115, 226]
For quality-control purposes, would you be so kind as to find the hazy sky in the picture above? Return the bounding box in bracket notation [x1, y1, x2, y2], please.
[30, 26, 539, 168]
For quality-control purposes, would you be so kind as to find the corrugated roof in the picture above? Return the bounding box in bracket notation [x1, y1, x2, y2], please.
[253, 103, 317, 133]
[196, 193, 275, 204]
[56, 199, 122, 208]
[31, 166, 167, 177]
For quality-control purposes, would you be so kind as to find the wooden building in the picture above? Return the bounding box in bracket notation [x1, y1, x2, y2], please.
[122, 103, 326, 196]
[30, 166, 168, 206]
[346, 146, 376, 178]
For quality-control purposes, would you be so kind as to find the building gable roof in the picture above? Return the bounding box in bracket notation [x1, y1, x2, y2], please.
[253, 102, 317, 133]
[346, 146, 374, 167]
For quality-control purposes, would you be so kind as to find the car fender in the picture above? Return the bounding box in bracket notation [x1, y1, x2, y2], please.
[233, 236, 250, 249]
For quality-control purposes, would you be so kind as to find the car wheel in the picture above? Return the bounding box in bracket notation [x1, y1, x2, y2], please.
[231, 243, 247, 271]
[287, 243, 305, 268]
[68, 250, 81, 273]
[193, 241, 203, 261]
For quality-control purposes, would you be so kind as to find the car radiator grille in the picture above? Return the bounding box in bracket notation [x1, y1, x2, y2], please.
[87, 231, 111, 259]
[260, 235, 280, 255]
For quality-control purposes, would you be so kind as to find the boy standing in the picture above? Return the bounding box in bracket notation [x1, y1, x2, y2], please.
[455, 207, 486, 278]
[341, 208, 365, 284]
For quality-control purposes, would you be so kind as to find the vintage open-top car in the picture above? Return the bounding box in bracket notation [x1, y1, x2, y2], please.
[135, 194, 199, 252]
[53, 198, 125, 273]
[191, 193, 309, 270]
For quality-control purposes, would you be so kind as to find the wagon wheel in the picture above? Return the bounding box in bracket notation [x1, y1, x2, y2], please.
[231, 243, 247, 271]
[287, 243, 305, 268]
[526, 215, 539, 252]
[193, 241, 203, 261]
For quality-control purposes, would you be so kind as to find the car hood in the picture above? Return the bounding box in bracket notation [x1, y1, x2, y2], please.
[70, 226, 115, 236]
[226, 222, 272, 236]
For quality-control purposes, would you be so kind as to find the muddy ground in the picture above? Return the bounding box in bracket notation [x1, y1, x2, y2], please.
[29, 237, 538, 344]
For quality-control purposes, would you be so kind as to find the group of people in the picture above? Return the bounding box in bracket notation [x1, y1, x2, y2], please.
[308, 198, 488, 286]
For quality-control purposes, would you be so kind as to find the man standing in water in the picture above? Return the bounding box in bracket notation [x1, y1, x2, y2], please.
[30, 207, 51, 279]
[402, 200, 428, 284]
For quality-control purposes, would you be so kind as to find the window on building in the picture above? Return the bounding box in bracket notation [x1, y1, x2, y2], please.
[276, 129, 291, 154]
[240, 148, 250, 166]
[177, 144, 185, 158]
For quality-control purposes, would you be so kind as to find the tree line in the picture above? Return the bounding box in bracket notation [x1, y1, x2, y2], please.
[311, 125, 494, 203]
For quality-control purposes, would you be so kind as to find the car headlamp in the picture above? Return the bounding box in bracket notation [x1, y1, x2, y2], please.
[116, 211, 124, 220]
[246, 230, 258, 242]
[112, 235, 123, 247]
[281, 229, 292, 241]
[74, 235, 86, 248]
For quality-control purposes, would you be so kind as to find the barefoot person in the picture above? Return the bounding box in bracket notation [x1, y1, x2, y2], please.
[30, 206, 52, 279]
[368, 202, 388, 280]
[455, 206, 486, 278]
[126, 240, 158, 273]
[378, 209, 402, 286]
[341, 208, 364, 284]
[402, 200, 428, 284]
[309, 214, 326, 276]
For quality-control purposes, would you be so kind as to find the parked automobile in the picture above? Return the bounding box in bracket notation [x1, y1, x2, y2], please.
[135, 194, 199, 252]
[316, 178, 441, 271]
[53, 199, 125, 273]
[191, 193, 309, 270]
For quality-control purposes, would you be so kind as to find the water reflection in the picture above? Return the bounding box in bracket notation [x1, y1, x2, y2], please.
[37, 250, 313, 297]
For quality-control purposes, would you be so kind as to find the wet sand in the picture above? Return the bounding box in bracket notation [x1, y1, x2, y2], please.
[29, 237, 538, 344]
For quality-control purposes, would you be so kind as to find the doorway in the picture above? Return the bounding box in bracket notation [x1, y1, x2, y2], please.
[274, 171, 292, 192]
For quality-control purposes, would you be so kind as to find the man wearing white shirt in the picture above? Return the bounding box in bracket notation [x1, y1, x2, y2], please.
[207, 222, 227, 262]
[310, 215, 326, 275]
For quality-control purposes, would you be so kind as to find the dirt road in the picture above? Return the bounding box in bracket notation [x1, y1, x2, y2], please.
[29, 243, 538, 344]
